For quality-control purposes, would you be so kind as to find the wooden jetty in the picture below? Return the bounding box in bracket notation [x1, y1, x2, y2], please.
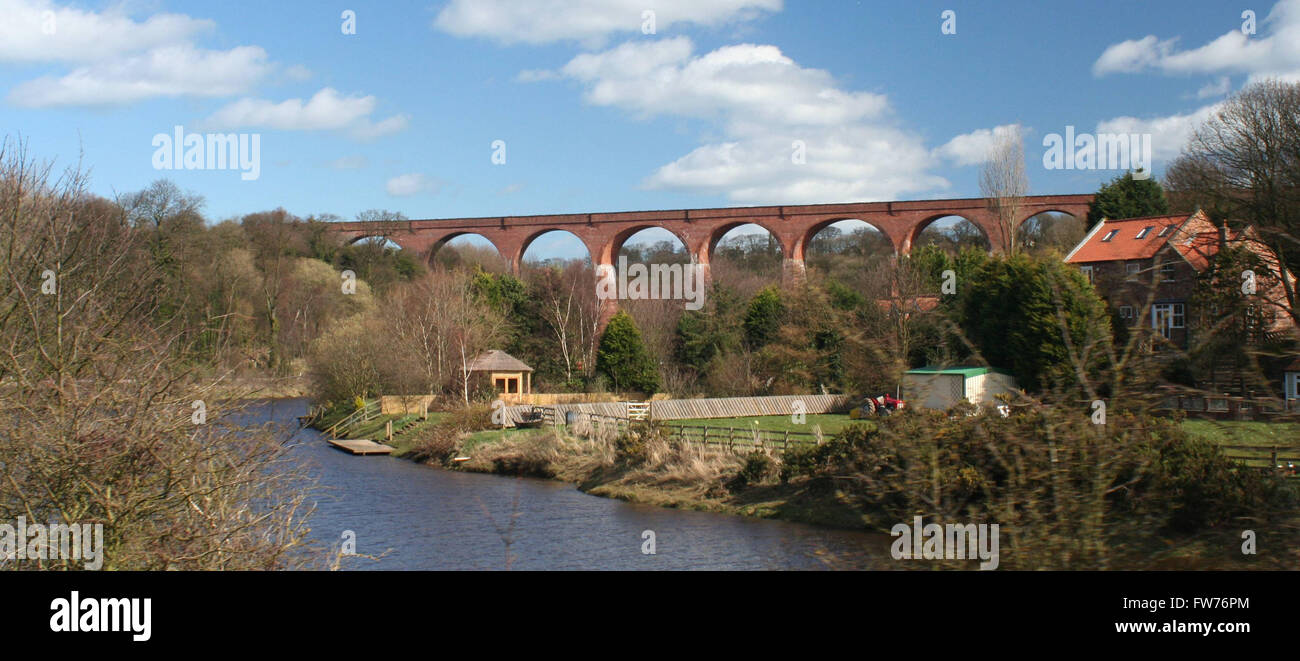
[327, 439, 395, 456]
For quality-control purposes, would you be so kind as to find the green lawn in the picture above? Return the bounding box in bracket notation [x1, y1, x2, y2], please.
[460, 426, 546, 452]
[1181, 420, 1300, 447]
[663, 413, 855, 435]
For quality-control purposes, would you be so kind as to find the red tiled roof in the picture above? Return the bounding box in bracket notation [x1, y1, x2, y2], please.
[1171, 226, 1240, 271]
[1064, 213, 1193, 264]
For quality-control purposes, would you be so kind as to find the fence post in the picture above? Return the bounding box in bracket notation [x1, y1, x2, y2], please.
[1272, 447, 1279, 468]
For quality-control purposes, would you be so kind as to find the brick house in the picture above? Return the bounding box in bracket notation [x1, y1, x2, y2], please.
[1063, 210, 1296, 352]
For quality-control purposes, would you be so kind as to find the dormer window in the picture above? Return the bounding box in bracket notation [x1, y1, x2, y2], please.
[1101, 229, 1119, 242]
[1157, 226, 1174, 237]
[1136, 226, 1153, 239]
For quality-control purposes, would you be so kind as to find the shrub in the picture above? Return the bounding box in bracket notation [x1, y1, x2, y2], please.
[729, 451, 773, 491]
[410, 425, 460, 465]
[777, 407, 1297, 568]
[444, 404, 493, 432]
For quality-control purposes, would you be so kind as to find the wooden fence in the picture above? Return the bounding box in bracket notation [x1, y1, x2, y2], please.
[664, 422, 822, 453]
[503, 393, 852, 427]
[1220, 444, 1300, 472]
[561, 411, 824, 454]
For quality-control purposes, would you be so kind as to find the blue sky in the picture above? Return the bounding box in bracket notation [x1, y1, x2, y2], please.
[3, 0, 1296, 259]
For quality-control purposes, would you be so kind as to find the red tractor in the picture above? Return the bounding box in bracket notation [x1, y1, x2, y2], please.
[852, 393, 906, 418]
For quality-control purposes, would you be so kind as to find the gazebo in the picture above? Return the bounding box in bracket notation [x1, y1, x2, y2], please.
[466, 350, 533, 396]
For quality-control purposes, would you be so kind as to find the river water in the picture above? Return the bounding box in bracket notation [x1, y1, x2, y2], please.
[255, 398, 890, 570]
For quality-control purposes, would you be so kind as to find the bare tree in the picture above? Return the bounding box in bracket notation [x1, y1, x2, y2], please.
[0, 138, 315, 570]
[980, 127, 1029, 255]
[1166, 79, 1300, 329]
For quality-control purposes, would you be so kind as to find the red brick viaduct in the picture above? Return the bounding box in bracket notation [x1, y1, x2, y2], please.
[328, 194, 1093, 284]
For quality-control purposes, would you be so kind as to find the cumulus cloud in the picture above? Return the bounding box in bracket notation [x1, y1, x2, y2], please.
[534, 37, 944, 203]
[935, 124, 1024, 166]
[435, 0, 781, 46]
[1093, 0, 1300, 82]
[201, 88, 408, 139]
[386, 173, 443, 197]
[0, 0, 211, 63]
[8, 44, 269, 107]
[1096, 104, 1221, 162]
[0, 0, 281, 107]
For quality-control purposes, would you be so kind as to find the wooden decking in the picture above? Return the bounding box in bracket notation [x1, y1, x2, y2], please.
[327, 439, 395, 455]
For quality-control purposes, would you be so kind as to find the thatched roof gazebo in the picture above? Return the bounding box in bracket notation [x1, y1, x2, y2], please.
[465, 350, 533, 395]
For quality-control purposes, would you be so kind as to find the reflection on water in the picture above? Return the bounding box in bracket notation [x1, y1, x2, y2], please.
[252, 398, 891, 570]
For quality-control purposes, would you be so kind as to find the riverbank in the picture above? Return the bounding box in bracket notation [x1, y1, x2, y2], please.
[309, 404, 1300, 569]
[309, 407, 875, 531]
[442, 424, 887, 531]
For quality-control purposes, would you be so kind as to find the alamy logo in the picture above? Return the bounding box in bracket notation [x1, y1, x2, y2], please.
[50, 592, 151, 642]
[0, 516, 103, 570]
[152, 126, 261, 181]
[1043, 126, 1151, 179]
[595, 256, 706, 311]
[890, 516, 1000, 570]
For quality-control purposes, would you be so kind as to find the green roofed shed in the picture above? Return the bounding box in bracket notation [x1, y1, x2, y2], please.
[903, 366, 1019, 411]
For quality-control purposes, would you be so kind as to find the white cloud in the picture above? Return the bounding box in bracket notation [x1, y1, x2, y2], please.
[1093, 0, 1300, 82]
[541, 37, 946, 203]
[1194, 76, 1233, 99]
[386, 173, 442, 197]
[1092, 35, 1177, 76]
[935, 124, 1024, 166]
[327, 155, 369, 170]
[557, 38, 888, 127]
[283, 64, 313, 82]
[1096, 104, 1221, 162]
[434, 0, 781, 46]
[8, 44, 269, 107]
[516, 69, 561, 82]
[0, 0, 212, 63]
[201, 88, 408, 139]
[352, 114, 410, 140]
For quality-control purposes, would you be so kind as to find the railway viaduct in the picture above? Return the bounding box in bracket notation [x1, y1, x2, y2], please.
[327, 194, 1093, 283]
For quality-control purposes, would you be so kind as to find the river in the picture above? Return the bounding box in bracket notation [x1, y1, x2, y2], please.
[255, 398, 891, 570]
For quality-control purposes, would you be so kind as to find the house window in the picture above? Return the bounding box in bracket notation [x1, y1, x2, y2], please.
[494, 378, 507, 392]
[1160, 262, 1176, 280]
[1152, 303, 1185, 338]
[1126, 261, 1141, 275]
[1158, 226, 1174, 237]
[1101, 229, 1119, 242]
[1136, 226, 1153, 239]
[1079, 265, 1094, 283]
[1119, 305, 1134, 319]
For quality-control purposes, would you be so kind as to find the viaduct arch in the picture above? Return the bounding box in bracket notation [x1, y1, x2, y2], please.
[328, 194, 1093, 320]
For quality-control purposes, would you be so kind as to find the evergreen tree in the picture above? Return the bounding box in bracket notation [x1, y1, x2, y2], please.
[956, 254, 1113, 392]
[1086, 170, 1170, 230]
[596, 311, 661, 394]
[743, 285, 785, 349]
